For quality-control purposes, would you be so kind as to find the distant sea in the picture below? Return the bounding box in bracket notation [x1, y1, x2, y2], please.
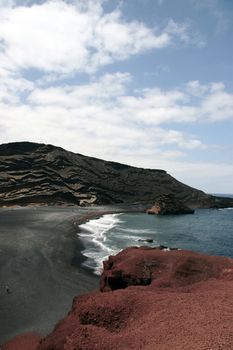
[79, 194, 233, 275]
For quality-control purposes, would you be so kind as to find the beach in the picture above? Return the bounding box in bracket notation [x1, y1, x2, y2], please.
[0, 206, 116, 343]
[1, 205, 233, 349]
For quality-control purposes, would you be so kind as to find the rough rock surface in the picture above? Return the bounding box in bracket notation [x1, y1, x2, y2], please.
[3, 248, 233, 350]
[1, 141, 232, 208]
[100, 247, 233, 291]
[1, 333, 40, 350]
[146, 193, 195, 215]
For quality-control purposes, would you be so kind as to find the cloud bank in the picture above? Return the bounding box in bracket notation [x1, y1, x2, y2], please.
[0, 0, 232, 192]
[1, 72, 233, 159]
[0, 0, 195, 76]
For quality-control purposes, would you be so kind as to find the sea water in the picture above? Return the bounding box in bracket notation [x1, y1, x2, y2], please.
[79, 207, 233, 275]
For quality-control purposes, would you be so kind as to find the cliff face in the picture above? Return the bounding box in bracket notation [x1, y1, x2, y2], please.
[3, 247, 233, 350]
[0, 141, 231, 208]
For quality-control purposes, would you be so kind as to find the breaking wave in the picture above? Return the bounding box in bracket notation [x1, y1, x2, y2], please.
[78, 214, 122, 275]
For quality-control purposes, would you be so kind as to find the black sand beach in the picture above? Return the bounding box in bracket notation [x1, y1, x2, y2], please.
[0, 206, 112, 343]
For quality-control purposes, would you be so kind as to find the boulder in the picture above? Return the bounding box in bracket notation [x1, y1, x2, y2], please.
[138, 238, 154, 243]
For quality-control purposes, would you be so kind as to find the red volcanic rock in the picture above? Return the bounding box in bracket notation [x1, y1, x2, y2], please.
[37, 248, 233, 350]
[2, 333, 40, 350]
[100, 246, 233, 291]
[3, 248, 233, 350]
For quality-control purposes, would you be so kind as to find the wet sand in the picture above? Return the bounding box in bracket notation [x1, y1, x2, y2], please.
[0, 206, 114, 343]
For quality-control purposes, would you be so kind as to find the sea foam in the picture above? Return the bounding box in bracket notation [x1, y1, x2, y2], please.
[79, 214, 122, 275]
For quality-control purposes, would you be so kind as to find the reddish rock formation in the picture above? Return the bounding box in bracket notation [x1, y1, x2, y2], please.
[147, 193, 195, 215]
[100, 247, 233, 291]
[2, 248, 233, 350]
[1, 333, 40, 350]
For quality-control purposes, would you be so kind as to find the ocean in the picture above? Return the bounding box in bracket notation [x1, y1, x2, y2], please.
[79, 206, 233, 275]
[0, 203, 232, 342]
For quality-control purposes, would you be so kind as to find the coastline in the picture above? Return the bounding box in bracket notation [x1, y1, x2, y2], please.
[71, 208, 125, 273]
[76, 206, 233, 276]
[0, 204, 144, 343]
[2, 205, 233, 349]
[0, 206, 107, 343]
[72, 204, 147, 274]
[2, 203, 233, 344]
[3, 247, 233, 350]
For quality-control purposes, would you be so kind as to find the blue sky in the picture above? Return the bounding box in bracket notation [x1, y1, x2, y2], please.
[0, 0, 232, 193]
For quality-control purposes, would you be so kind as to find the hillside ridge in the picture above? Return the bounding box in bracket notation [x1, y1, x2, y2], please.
[0, 141, 232, 208]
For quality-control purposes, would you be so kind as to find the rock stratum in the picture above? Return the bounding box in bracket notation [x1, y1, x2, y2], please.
[3, 247, 233, 350]
[0, 141, 232, 208]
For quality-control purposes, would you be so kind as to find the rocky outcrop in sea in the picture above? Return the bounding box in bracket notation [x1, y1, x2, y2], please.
[146, 193, 195, 215]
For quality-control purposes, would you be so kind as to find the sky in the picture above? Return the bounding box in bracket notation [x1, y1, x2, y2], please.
[0, 0, 233, 193]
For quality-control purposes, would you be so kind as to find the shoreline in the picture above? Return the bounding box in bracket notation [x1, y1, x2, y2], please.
[71, 209, 126, 274]
[3, 247, 233, 350]
[75, 206, 233, 275]
[0, 207, 232, 350]
[2, 204, 232, 343]
[0, 204, 144, 343]
[72, 207, 139, 274]
[0, 207, 106, 343]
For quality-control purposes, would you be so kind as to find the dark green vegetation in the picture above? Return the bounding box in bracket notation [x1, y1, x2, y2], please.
[0, 142, 232, 208]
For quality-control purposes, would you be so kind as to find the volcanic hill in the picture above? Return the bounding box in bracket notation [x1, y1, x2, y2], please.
[0, 141, 232, 208]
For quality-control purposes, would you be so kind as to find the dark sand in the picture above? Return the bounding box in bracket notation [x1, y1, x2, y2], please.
[0, 206, 116, 343]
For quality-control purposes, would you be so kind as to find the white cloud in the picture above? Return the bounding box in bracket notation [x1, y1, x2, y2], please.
[1, 73, 232, 157]
[116, 81, 233, 125]
[0, 72, 207, 164]
[165, 19, 190, 44]
[0, 0, 200, 77]
[0, 71, 232, 192]
[28, 72, 131, 107]
[0, 1, 231, 194]
[187, 80, 209, 97]
[1, 72, 221, 162]
[28, 76, 233, 128]
[164, 19, 206, 48]
[1, 73, 232, 147]
[201, 93, 233, 122]
[0, 67, 34, 104]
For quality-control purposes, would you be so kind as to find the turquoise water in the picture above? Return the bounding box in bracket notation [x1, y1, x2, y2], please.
[79, 208, 233, 274]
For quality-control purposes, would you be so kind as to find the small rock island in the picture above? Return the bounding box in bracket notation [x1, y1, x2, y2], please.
[147, 193, 195, 215]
